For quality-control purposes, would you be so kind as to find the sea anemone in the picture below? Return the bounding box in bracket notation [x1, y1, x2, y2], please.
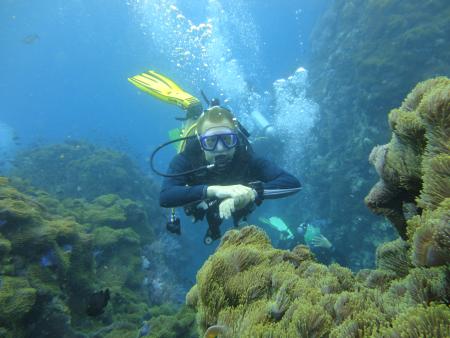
[379, 304, 450, 337]
[376, 238, 411, 277]
[411, 201, 450, 267]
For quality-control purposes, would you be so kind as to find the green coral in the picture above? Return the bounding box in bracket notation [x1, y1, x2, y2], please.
[11, 218, 81, 257]
[54, 194, 152, 242]
[0, 177, 158, 337]
[92, 226, 143, 289]
[0, 179, 44, 223]
[0, 234, 11, 259]
[0, 180, 82, 261]
[147, 305, 197, 338]
[93, 226, 140, 248]
[0, 277, 37, 328]
[85, 196, 128, 226]
[11, 141, 158, 202]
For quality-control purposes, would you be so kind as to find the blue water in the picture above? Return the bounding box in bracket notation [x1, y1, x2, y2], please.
[0, 0, 330, 311]
[2, 1, 167, 154]
[1, 0, 327, 153]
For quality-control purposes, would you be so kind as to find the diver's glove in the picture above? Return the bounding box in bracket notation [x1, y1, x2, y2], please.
[207, 184, 256, 209]
[310, 234, 332, 249]
[219, 198, 235, 219]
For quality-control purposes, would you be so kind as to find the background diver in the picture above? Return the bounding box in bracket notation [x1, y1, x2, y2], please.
[128, 70, 301, 244]
[259, 216, 332, 250]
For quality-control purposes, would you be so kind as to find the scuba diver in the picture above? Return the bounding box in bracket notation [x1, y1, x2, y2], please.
[259, 216, 332, 250]
[297, 222, 348, 265]
[128, 70, 301, 244]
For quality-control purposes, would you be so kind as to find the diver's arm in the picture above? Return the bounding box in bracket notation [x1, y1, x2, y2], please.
[251, 156, 301, 199]
[159, 154, 208, 208]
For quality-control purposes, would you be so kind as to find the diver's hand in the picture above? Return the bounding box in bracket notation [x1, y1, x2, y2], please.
[233, 189, 256, 210]
[219, 198, 235, 219]
[310, 234, 332, 249]
[207, 185, 256, 207]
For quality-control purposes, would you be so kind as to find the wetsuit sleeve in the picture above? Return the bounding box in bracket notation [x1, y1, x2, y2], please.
[250, 156, 301, 198]
[159, 153, 208, 208]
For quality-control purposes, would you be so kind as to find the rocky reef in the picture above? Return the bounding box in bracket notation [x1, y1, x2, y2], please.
[0, 140, 197, 337]
[299, 0, 450, 269]
[0, 176, 197, 337]
[11, 140, 157, 203]
[0, 177, 140, 336]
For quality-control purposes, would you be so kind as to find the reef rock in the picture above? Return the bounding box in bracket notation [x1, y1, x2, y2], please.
[300, 0, 450, 269]
[0, 177, 159, 337]
[12, 140, 158, 202]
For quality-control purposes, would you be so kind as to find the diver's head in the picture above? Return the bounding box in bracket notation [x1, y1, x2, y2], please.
[196, 106, 238, 166]
[296, 223, 308, 235]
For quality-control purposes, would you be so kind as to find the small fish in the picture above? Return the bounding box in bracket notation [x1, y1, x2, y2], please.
[86, 289, 110, 316]
[22, 34, 39, 44]
[0, 219, 7, 227]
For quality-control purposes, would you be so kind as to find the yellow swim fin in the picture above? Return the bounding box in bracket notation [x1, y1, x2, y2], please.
[128, 70, 202, 118]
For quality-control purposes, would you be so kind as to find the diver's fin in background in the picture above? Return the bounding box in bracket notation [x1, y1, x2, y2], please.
[128, 70, 202, 118]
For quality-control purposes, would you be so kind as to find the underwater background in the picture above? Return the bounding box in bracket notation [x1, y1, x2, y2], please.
[1, 0, 449, 337]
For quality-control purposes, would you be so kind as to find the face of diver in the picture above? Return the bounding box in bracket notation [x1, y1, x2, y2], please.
[199, 120, 237, 165]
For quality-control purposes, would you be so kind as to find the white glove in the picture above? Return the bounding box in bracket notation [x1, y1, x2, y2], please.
[219, 198, 235, 219]
[207, 185, 256, 210]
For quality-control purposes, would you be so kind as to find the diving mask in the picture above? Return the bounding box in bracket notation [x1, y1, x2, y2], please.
[199, 132, 238, 151]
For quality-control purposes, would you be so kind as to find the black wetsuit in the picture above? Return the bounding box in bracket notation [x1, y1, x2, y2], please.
[159, 138, 301, 208]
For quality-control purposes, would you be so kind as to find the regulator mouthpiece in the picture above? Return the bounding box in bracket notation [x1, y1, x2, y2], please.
[214, 154, 230, 169]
